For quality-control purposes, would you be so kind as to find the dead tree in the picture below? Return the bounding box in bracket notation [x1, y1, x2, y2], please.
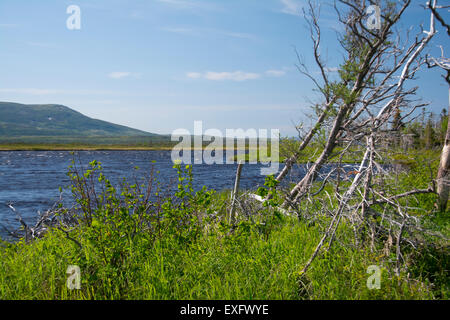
[280, 0, 419, 206]
[268, 0, 449, 274]
[425, 1, 450, 211]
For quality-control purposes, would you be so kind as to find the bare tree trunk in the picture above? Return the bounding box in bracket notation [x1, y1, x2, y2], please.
[424, 1, 450, 211]
[229, 161, 243, 225]
[437, 87, 450, 211]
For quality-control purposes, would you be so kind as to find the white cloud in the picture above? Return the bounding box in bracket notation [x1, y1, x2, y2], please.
[186, 72, 202, 79]
[176, 104, 299, 111]
[187, 69, 288, 81]
[156, 0, 219, 11]
[157, 0, 195, 8]
[187, 71, 261, 82]
[161, 26, 257, 40]
[279, 0, 303, 16]
[221, 31, 257, 40]
[130, 11, 143, 19]
[108, 72, 141, 79]
[26, 42, 59, 48]
[205, 71, 261, 81]
[0, 88, 115, 95]
[0, 24, 18, 28]
[0, 88, 60, 95]
[266, 69, 286, 77]
[160, 27, 197, 35]
[325, 67, 339, 73]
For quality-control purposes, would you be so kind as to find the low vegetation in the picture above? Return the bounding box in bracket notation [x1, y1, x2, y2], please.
[0, 150, 448, 300]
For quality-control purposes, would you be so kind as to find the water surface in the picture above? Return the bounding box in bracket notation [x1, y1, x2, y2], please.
[0, 150, 359, 238]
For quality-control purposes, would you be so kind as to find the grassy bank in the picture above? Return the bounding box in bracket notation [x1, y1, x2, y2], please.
[0, 151, 448, 300]
[233, 143, 442, 165]
[2, 215, 444, 300]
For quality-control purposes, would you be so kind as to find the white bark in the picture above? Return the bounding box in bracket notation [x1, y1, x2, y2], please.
[437, 88, 450, 211]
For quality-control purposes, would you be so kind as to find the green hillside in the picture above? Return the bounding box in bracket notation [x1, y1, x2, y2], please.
[0, 102, 158, 138]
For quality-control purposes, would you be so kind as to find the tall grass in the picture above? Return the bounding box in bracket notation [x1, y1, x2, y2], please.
[0, 157, 447, 300]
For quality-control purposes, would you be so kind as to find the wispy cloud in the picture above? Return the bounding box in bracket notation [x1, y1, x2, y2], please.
[129, 11, 143, 19]
[160, 27, 197, 35]
[186, 72, 202, 79]
[161, 26, 257, 40]
[266, 69, 286, 77]
[108, 72, 141, 79]
[0, 23, 18, 28]
[156, 0, 219, 11]
[157, 0, 195, 9]
[279, 0, 303, 16]
[325, 67, 339, 73]
[220, 31, 257, 40]
[0, 88, 116, 95]
[168, 104, 299, 112]
[26, 42, 59, 48]
[187, 71, 261, 82]
[187, 69, 288, 82]
[0, 88, 60, 95]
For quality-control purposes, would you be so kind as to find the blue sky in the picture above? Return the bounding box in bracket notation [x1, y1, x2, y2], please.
[0, 0, 448, 136]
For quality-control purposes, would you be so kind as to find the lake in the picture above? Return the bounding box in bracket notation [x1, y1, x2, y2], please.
[0, 150, 284, 237]
[0, 150, 360, 239]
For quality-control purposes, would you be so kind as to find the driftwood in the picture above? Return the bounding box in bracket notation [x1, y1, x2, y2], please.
[2, 195, 78, 242]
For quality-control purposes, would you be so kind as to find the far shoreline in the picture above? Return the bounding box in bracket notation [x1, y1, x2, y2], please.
[0, 145, 175, 151]
[0, 144, 260, 152]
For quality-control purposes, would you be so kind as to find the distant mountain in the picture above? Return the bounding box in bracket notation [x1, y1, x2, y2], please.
[0, 102, 158, 138]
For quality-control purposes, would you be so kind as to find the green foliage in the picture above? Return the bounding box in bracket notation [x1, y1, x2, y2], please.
[402, 110, 448, 150]
[46, 160, 217, 297]
[256, 175, 281, 208]
[389, 149, 440, 212]
[0, 215, 441, 300]
[0, 160, 447, 300]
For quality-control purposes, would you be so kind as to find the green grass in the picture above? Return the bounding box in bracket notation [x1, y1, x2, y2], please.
[0, 216, 441, 300]
[279, 141, 442, 165]
[0, 150, 448, 300]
